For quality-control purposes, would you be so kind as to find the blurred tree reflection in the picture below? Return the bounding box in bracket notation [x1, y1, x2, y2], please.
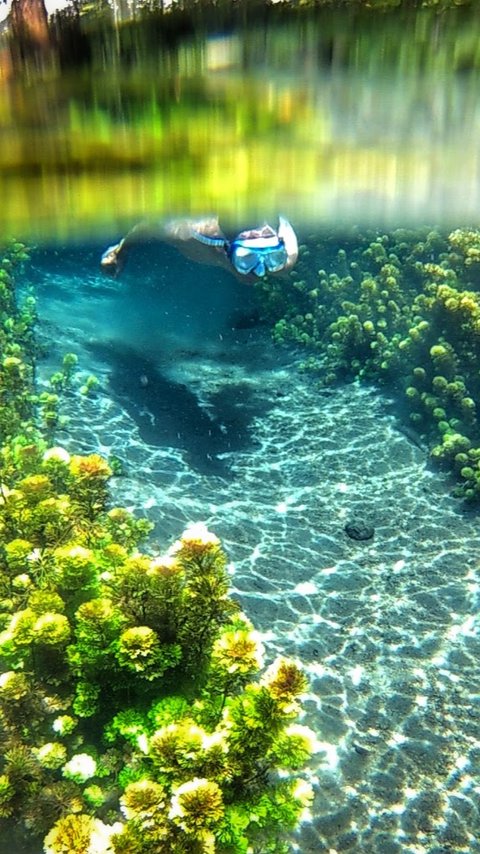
[9, 0, 51, 59]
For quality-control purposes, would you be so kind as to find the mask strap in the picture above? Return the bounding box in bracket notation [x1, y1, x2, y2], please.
[191, 230, 229, 249]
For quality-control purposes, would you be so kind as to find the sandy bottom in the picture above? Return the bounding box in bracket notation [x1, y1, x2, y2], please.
[32, 263, 480, 854]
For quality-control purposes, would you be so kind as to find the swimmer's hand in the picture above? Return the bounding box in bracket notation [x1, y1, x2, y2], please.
[100, 240, 126, 276]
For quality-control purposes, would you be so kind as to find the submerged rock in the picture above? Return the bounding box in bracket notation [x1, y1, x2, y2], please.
[344, 519, 375, 541]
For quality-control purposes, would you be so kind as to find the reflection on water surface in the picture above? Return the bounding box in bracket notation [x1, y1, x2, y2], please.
[1, 10, 480, 238]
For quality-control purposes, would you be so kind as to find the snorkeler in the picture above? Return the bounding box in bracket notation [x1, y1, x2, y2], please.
[100, 216, 298, 280]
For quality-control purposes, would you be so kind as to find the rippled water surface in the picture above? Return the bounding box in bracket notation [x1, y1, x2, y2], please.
[2, 8, 480, 238]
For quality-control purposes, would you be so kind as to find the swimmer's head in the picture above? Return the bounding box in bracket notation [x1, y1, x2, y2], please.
[229, 217, 297, 278]
[191, 216, 298, 278]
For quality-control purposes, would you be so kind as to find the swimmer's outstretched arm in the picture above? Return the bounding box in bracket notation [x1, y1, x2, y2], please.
[100, 217, 228, 276]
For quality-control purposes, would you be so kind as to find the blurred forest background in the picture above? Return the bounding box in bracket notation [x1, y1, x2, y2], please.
[2, 0, 480, 75]
[2, 0, 480, 238]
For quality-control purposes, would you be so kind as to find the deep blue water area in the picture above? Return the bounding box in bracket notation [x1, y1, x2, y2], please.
[20, 234, 480, 853]
[30, 239, 260, 350]
[29, 238, 276, 476]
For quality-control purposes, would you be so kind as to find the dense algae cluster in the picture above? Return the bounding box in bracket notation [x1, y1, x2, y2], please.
[257, 226, 480, 501]
[0, 244, 315, 853]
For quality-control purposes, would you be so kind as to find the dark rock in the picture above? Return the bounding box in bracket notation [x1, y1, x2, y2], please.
[345, 519, 375, 541]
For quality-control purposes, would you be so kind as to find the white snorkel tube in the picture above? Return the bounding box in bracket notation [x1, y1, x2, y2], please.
[278, 216, 298, 271]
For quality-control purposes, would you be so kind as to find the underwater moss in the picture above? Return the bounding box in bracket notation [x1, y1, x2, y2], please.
[256, 225, 480, 501]
[0, 512, 315, 852]
[0, 243, 316, 853]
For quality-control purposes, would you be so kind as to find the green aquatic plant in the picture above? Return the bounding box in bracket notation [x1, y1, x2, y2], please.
[257, 225, 480, 500]
[0, 236, 315, 852]
[0, 333, 315, 852]
[0, 496, 315, 848]
[43, 812, 121, 854]
[0, 242, 36, 447]
[0, 517, 315, 853]
[0, 440, 316, 850]
[79, 374, 99, 397]
[108, 652, 314, 854]
[67, 453, 113, 520]
[48, 353, 79, 394]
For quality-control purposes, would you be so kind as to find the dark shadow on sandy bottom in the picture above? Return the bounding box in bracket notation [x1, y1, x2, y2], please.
[88, 341, 273, 477]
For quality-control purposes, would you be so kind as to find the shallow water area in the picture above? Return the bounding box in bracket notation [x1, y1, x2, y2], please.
[2, 6, 480, 851]
[26, 237, 480, 853]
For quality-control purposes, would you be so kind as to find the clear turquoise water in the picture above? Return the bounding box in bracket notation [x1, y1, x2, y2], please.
[21, 230, 480, 853]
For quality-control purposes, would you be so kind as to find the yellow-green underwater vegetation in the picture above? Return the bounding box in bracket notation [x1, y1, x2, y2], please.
[255, 225, 480, 502]
[0, 242, 315, 852]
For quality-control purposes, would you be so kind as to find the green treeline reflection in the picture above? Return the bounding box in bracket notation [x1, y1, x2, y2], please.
[1, 6, 480, 238]
[46, 4, 480, 76]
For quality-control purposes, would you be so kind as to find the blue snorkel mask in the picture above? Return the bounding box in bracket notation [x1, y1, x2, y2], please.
[191, 217, 298, 278]
[228, 232, 288, 277]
